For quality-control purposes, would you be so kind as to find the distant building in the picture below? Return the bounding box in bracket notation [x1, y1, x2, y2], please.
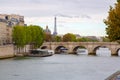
[44, 25, 51, 34]
[86, 36, 98, 40]
[75, 34, 81, 39]
[0, 14, 25, 45]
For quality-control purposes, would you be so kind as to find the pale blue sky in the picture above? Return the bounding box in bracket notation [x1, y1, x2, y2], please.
[0, 0, 116, 36]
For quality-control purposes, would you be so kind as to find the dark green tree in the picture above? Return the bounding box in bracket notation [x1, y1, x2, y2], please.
[12, 25, 44, 54]
[76, 37, 88, 42]
[54, 36, 62, 42]
[12, 25, 26, 53]
[76, 37, 98, 42]
[28, 25, 44, 48]
[63, 33, 76, 42]
[104, 0, 120, 43]
[102, 36, 110, 42]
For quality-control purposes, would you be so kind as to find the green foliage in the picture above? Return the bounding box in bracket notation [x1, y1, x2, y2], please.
[63, 33, 76, 42]
[25, 26, 32, 44]
[102, 37, 110, 42]
[117, 0, 120, 2]
[104, 0, 120, 43]
[76, 37, 88, 42]
[12, 25, 44, 49]
[54, 36, 62, 42]
[12, 25, 26, 48]
[76, 37, 98, 42]
[28, 25, 44, 48]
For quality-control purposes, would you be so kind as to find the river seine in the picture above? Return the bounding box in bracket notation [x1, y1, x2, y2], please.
[0, 54, 120, 80]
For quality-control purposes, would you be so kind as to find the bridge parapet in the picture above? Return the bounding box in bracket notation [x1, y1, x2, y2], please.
[43, 42, 119, 45]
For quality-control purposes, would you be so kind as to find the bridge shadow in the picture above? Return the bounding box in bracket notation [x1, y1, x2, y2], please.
[55, 46, 68, 54]
[73, 46, 87, 54]
[93, 46, 112, 56]
[41, 46, 48, 49]
[116, 48, 120, 56]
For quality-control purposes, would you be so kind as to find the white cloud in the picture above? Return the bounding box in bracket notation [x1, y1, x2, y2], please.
[0, 0, 116, 17]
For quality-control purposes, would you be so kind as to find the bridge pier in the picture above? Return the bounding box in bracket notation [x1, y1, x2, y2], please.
[87, 47, 96, 55]
[111, 53, 118, 56]
[111, 48, 118, 56]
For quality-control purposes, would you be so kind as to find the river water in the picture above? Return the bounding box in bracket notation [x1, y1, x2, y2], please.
[0, 54, 120, 80]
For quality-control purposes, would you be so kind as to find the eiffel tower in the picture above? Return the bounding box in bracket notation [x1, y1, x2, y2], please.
[53, 16, 57, 36]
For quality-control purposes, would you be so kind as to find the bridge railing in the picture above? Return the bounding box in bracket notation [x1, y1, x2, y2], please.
[43, 42, 119, 45]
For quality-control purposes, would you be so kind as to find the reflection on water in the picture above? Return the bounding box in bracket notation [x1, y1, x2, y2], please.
[96, 48, 111, 56]
[77, 48, 120, 57]
[0, 54, 120, 80]
[77, 49, 88, 55]
[118, 50, 120, 56]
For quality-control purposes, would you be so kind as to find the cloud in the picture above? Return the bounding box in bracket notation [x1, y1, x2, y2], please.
[0, 0, 116, 17]
[81, 15, 91, 19]
[0, 0, 116, 36]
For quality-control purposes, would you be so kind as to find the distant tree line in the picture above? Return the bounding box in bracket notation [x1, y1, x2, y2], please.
[44, 33, 107, 42]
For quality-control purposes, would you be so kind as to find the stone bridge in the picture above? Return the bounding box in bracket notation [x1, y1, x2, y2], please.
[41, 42, 120, 55]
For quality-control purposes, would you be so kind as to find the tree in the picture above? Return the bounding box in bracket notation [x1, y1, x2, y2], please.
[76, 37, 88, 42]
[104, 0, 120, 43]
[25, 26, 32, 44]
[76, 37, 98, 42]
[12, 26, 26, 48]
[12, 25, 26, 53]
[44, 33, 52, 42]
[28, 25, 44, 48]
[102, 36, 110, 42]
[12, 25, 44, 54]
[63, 33, 76, 42]
[54, 36, 62, 42]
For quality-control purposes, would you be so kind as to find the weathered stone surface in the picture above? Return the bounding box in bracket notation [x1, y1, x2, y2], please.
[41, 42, 120, 55]
[0, 45, 14, 59]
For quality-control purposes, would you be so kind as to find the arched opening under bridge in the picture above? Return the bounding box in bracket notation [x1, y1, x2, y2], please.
[73, 46, 88, 54]
[41, 46, 48, 49]
[116, 48, 120, 56]
[93, 46, 111, 56]
[55, 46, 68, 54]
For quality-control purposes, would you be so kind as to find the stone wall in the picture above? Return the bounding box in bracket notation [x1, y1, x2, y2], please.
[0, 45, 14, 59]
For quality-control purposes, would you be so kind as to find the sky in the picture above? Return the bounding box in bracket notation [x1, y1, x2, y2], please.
[0, 0, 116, 36]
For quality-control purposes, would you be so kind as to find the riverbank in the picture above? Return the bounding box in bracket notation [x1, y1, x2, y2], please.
[0, 45, 54, 59]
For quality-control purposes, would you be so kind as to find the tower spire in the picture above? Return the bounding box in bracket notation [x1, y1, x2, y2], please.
[53, 16, 57, 36]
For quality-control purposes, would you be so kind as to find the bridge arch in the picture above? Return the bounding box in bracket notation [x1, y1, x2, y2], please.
[73, 46, 86, 54]
[41, 46, 48, 49]
[55, 46, 68, 54]
[93, 46, 111, 55]
[93, 46, 102, 53]
[116, 48, 120, 56]
[41, 42, 120, 55]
